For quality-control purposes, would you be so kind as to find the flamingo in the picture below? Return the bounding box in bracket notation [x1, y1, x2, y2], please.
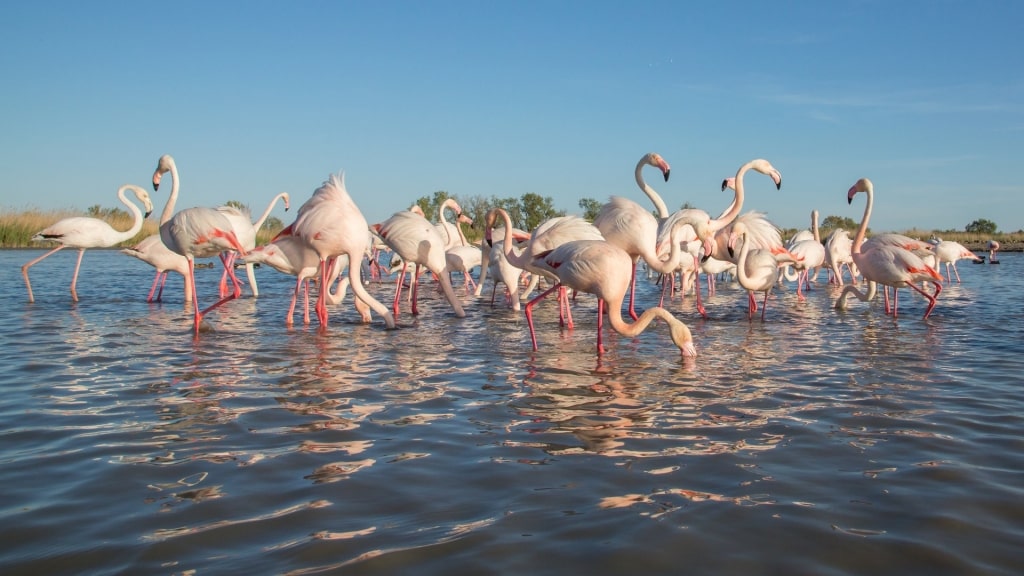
[728, 220, 796, 321]
[988, 239, 1000, 264]
[372, 206, 466, 319]
[243, 236, 370, 325]
[123, 154, 192, 303]
[23, 184, 154, 303]
[593, 152, 672, 320]
[216, 192, 290, 298]
[932, 240, 982, 283]
[824, 228, 856, 285]
[539, 239, 697, 359]
[835, 178, 943, 319]
[485, 209, 606, 345]
[276, 172, 395, 329]
[121, 234, 190, 302]
[445, 245, 482, 294]
[781, 209, 826, 299]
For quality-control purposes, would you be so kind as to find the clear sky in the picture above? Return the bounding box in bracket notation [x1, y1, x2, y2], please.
[2, 1, 1022, 233]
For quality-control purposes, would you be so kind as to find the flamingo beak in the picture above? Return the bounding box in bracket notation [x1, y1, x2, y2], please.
[663, 168, 671, 182]
[847, 186, 857, 204]
[701, 237, 714, 262]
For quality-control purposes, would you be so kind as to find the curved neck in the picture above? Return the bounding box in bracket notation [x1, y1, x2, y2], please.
[852, 186, 873, 254]
[713, 160, 754, 230]
[253, 192, 289, 230]
[605, 297, 693, 354]
[118, 186, 148, 241]
[159, 160, 180, 225]
[636, 157, 669, 219]
[648, 217, 693, 273]
[491, 208, 531, 269]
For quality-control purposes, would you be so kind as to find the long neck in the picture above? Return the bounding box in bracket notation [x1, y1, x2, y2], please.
[852, 186, 873, 254]
[647, 217, 692, 273]
[493, 208, 531, 269]
[159, 160, 180, 225]
[117, 187, 147, 242]
[636, 157, 669, 219]
[811, 210, 820, 243]
[253, 193, 289, 230]
[605, 297, 693, 355]
[712, 161, 752, 230]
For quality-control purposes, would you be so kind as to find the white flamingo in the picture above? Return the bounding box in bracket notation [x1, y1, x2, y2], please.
[216, 192, 290, 298]
[23, 184, 154, 303]
[932, 240, 982, 282]
[277, 172, 395, 328]
[835, 178, 943, 319]
[781, 209, 826, 299]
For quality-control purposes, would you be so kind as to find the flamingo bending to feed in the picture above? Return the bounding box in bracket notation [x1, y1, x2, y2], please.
[243, 236, 370, 325]
[824, 228, 856, 285]
[372, 207, 465, 319]
[275, 172, 394, 329]
[932, 240, 982, 283]
[728, 221, 797, 321]
[216, 192, 290, 298]
[123, 154, 192, 303]
[988, 240, 1000, 264]
[835, 178, 942, 319]
[24, 184, 154, 303]
[540, 239, 697, 359]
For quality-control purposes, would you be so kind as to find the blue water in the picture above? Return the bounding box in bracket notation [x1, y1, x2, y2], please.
[2, 249, 1022, 575]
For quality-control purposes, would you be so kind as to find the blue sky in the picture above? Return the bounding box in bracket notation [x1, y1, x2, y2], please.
[2, 1, 1022, 233]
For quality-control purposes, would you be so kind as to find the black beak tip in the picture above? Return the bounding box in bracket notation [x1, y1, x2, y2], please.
[720, 179, 728, 192]
[663, 170, 670, 182]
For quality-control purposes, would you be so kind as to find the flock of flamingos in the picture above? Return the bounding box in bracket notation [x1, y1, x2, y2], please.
[20, 153, 1000, 360]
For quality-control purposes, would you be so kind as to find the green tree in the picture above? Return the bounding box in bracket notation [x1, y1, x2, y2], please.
[965, 218, 997, 234]
[578, 197, 602, 222]
[519, 192, 562, 231]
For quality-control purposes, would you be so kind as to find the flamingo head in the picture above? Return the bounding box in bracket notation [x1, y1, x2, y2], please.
[750, 159, 782, 190]
[848, 178, 872, 204]
[152, 154, 174, 191]
[647, 152, 671, 182]
[669, 322, 697, 359]
[726, 222, 748, 259]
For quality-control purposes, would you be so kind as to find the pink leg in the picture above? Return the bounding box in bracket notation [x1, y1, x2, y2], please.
[524, 283, 561, 351]
[411, 264, 421, 315]
[392, 263, 407, 317]
[146, 271, 163, 303]
[596, 299, 607, 355]
[69, 248, 86, 302]
[22, 245, 68, 303]
[155, 273, 169, 302]
[627, 261, 639, 321]
[692, 256, 707, 318]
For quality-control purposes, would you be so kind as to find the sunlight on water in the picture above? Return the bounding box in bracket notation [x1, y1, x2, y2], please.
[0, 250, 1022, 574]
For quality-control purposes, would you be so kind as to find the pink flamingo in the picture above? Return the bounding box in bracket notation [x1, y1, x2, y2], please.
[215, 192, 290, 298]
[23, 184, 154, 303]
[485, 209, 606, 346]
[824, 228, 856, 285]
[125, 154, 193, 303]
[932, 240, 982, 282]
[781, 209, 826, 299]
[656, 158, 783, 315]
[835, 178, 943, 319]
[277, 172, 395, 329]
[243, 236, 370, 325]
[593, 152, 673, 320]
[540, 239, 698, 359]
[988, 239, 1000, 264]
[372, 208, 466, 319]
[728, 220, 797, 321]
[121, 234, 191, 302]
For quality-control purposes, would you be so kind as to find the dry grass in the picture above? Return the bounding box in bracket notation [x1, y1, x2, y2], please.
[1, 208, 284, 248]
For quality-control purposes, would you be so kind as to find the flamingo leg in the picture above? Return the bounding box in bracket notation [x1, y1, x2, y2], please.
[411, 264, 421, 315]
[692, 255, 707, 318]
[524, 283, 561, 351]
[596, 299, 607, 355]
[22, 245, 68, 303]
[68, 248, 87, 302]
[146, 271, 162, 303]
[392, 263, 407, 317]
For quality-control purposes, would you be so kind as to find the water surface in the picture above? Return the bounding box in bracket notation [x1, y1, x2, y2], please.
[2, 249, 1022, 575]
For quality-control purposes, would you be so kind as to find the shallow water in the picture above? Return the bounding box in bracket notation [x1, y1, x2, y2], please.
[2, 249, 1022, 575]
